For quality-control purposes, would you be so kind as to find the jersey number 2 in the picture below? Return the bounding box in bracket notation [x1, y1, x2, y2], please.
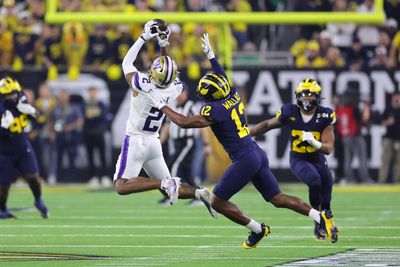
[143, 107, 163, 132]
[231, 102, 249, 138]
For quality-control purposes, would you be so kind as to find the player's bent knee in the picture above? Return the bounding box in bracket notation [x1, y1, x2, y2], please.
[114, 179, 129, 195]
[270, 193, 285, 208]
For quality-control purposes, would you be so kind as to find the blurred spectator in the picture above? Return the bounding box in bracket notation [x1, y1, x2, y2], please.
[318, 30, 332, 57]
[378, 92, 400, 184]
[226, 0, 252, 50]
[186, 0, 208, 12]
[356, 0, 379, 47]
[369, 45, 390, 68]
[0, 0, 19, 31]
[325, 47, 345, 68]
[383, 18, 398, 40]
[83, 86, 111, 188]
[335, 88, 373, 184]
[35, 83, 58, 184]
[42, 25, 64, 68]
[0, 20, 13, 67]
[13, 11, 38, 66]
[295, 40, 327, 68]
[384, 2, 400, 27]
[62, 23, 88, 68]
[326, 0, 356, 50]
[86, 25, 110, 71]
[345, 37, 370, 71]
[50, 89, 84, 183]
[167, 24, 185, 67]
[377, 31, 391, 51]
[111, 25, 134, 65]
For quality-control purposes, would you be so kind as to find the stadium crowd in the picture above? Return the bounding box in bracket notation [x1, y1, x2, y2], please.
[0, 0, 400, 185]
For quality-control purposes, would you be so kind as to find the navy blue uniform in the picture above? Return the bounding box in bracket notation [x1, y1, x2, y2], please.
[0, 94, 39, 184]
[201, 59, 281, 201]
[277, 104, 336, 209]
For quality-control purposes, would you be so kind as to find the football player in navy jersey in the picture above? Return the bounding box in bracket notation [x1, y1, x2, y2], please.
[251, 79, 338, 240]
[147, 33, 338, 247]
[0, 77, 49, 219]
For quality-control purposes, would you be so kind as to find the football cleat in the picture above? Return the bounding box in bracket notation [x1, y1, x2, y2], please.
[314, 221, 326, 241]
[0, 210, 16, 219]
[243, 223, 270, 249]
[34, 199, 49, 219]
[161, 177, 181, 205]
[319, 209, 338, 243]
[196, 188, 220, 219]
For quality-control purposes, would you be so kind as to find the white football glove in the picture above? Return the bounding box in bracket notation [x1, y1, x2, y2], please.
[17, 99, 36, 116]
[302, 131, 322, 149]
[1, 110, 14, 129]
[146, 89, 167, 110]
[201, 33, 215, 59]
[156, 26, 171, 47]
[141, 20, 159, 41]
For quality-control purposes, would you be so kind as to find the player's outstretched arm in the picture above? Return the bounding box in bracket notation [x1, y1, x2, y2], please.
[160, 106, 212, 129]
[250, 117, 283, 136]
[201, 33, 228, 79]
[122, 20, 158, 87]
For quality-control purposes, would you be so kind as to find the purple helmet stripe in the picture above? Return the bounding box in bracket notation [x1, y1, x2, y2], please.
[161, 56, 170, 86]
[165, 56, 173, 85]
[116, 135, 130, 178]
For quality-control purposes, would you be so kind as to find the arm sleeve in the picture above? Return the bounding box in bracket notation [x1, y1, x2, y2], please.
[121, 38, 145, 75]
[209, 58, 228, 79]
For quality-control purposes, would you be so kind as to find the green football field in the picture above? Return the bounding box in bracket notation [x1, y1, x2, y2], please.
[1, 184, 399, 267]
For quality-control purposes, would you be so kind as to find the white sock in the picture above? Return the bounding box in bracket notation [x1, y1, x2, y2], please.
[195, 189, 201, 199]
[246, 219, 262, 233]
[309, 208, 320, 223]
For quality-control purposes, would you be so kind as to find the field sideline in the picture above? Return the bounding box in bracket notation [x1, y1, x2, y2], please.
[1, 184, 399, 267]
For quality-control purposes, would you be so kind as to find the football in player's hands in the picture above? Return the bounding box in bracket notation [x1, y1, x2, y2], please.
[142, 20, 159, 41]
[1, 110, 14, 129]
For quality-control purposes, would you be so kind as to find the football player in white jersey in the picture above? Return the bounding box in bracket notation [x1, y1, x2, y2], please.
[114, 20, 218, 218]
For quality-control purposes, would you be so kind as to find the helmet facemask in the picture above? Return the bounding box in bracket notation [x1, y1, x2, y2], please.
[295, 79, 321, 111]
[296, 91, 321, 111]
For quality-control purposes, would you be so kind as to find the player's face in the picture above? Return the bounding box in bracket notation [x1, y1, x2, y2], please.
[299, 92, 317, 102]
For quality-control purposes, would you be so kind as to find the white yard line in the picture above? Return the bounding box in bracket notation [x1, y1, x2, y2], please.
[0, 245, 399, 249]
[1, 224, 400, 229]
[0, 234, 399, 239]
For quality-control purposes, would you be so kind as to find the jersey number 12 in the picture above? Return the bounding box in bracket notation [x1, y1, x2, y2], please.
[231, 102, 249, 138]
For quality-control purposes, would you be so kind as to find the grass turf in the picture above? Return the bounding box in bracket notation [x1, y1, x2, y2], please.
[0, 184, 399, 267]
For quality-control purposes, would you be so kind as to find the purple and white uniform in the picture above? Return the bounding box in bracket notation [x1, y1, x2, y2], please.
[113, 72, 183, 181]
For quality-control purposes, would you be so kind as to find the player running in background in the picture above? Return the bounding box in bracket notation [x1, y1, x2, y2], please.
[251, 79, 337, 240]
[114, 20, 218, 218]
[146, 33, 338, 247]
[0, 77, 48, 219]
